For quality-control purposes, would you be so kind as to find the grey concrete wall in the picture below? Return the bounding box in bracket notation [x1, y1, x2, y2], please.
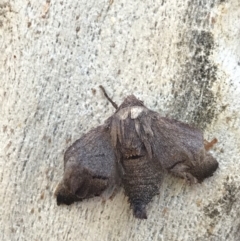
[1, 0, 240, 240]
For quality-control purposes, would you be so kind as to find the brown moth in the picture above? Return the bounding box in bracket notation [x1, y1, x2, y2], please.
[55, 86, 218, 219]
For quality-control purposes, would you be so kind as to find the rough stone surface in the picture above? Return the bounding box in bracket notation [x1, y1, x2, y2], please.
[1, 0, 240, 240]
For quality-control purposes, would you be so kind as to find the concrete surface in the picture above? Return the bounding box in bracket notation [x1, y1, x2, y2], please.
[1, 0, 240, 240]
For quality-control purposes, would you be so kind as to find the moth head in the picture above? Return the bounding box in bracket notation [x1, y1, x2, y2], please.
[118, 95, 145, 109]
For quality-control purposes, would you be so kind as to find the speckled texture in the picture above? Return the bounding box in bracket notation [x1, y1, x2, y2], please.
[1, 0, 240, 240]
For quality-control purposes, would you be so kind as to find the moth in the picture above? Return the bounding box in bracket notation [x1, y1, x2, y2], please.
[55, 86, 218, 219]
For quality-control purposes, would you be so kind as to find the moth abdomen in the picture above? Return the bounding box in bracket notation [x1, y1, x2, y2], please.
[122, 156, 162, 219]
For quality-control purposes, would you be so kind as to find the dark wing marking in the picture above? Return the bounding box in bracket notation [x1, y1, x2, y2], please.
[136, 110, 218, 182]
[55, 125, 120, 205]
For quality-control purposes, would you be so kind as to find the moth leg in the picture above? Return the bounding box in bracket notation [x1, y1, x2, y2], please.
[169, 162, 198, 184]
[101, 183, 119, 201]
[169, 152, 218, 184]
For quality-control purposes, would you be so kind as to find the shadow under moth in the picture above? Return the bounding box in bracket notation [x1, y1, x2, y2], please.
[55, 86, 218, 219]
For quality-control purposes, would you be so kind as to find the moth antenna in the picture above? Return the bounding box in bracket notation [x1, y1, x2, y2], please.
[99, 85, 118, 109]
